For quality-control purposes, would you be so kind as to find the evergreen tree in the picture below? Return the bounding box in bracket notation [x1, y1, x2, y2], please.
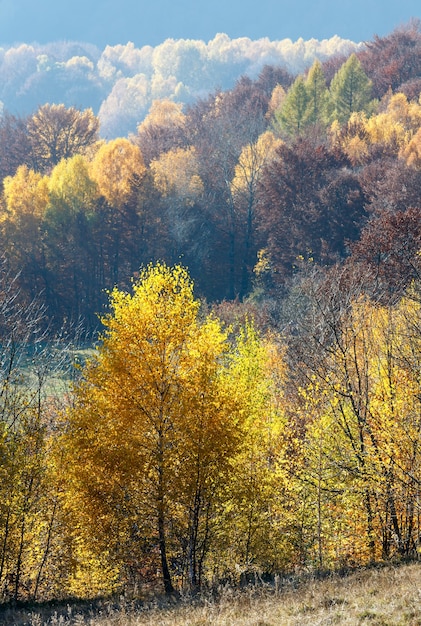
[274, 75, 310, 136]
[305, 60, 331, 127]
[330, 54, 374, 124]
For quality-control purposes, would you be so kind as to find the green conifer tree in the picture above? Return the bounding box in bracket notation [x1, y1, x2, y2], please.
[329, 54, 373, 124]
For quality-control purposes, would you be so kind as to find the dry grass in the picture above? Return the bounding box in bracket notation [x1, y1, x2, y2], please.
[2, 561, 421, 625]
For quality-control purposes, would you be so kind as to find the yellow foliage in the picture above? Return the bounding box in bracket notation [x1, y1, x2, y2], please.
[385, 92, 421, 130]
[150, 146, 203, 202]
[214, 323, 295, 570]
[137, 99, 186, 133]
[253, 248, 272, 277]
[3, 165, 49, 220]
[334, 112, 370, 165]
[364, 93, 421, 153]
[90, 138, 145, 208]
[300, 293, 421, 565]
[365, 112, 408, 150]
[231, 131, 282, 198]
[48, 154, 98, 212]
[267, 84, 286, 119]
[61, 263, 254, 591]
[399, 126, 421, 168]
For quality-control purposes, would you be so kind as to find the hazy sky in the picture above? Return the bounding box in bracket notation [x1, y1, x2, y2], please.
[0, 0, 419, 47]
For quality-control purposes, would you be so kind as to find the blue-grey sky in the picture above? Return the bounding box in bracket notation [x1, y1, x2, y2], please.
[0, 0, 419, 47]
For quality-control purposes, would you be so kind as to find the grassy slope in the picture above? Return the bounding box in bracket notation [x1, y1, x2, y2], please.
[3, 561, 421, 625]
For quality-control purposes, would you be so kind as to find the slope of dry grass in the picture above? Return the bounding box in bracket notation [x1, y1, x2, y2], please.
[2, 561, 421, 625]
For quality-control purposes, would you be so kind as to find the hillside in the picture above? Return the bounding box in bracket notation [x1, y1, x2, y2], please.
[0, 21, 421, 606]
[0, 22, 420, 331]
[2, 562, 421, 624]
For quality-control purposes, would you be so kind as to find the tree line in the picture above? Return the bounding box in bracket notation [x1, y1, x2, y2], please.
[0, 23, 421, 331]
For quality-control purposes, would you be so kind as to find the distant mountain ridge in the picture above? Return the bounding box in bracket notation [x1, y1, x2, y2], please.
[0, 34, 360, 137]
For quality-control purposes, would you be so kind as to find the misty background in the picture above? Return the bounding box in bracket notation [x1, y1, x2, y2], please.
[0, 34, 360, 137]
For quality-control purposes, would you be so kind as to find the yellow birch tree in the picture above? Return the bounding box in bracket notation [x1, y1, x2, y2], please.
[61, 263, 246, 594]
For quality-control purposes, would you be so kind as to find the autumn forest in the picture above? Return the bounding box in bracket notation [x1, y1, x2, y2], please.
[0, 22, 421, 604]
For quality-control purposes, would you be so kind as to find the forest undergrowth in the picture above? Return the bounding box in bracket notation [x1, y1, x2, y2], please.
[2, 561, 421, 626]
